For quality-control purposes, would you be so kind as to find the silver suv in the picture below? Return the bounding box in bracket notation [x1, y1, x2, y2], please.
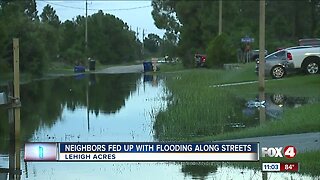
[256, 46, 314, 79]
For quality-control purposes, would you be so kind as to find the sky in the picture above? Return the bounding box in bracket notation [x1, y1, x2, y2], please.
[36, 1, 166, 40]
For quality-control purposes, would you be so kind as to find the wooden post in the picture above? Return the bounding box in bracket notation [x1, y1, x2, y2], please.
[13, 38, 21, 177]
[258, 0, 266, 91]
[259, 3, 267, 179]
[262, 172, 268, 180]
[13, 38, 20, 138]
[259, 90, 266, 125]
[218, 0, 222, 35]
[85, 0, 88, 50]
[87, 83, 90, 132]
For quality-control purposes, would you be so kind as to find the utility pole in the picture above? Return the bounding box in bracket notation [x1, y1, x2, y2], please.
[142, 29, 145, 56]
[13, 38, 21, 179]
[259, 3, 267, 178]
[258, 0, 265, 92]
[218, 0, 222, 35]
[85, 0, 88, 51]
[136, 27, 139, 41]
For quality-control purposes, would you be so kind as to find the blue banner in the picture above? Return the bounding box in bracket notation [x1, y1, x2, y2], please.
[59, 142, 258, 153]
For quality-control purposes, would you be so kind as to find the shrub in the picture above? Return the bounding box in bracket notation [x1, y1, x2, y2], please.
[206, 33, 236, 68]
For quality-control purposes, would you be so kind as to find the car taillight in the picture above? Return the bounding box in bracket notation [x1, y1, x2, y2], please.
[202, 57, 206, 62]
[287, 52, 292, 60]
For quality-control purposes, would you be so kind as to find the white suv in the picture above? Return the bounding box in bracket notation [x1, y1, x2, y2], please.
[256, 46, 320, 78]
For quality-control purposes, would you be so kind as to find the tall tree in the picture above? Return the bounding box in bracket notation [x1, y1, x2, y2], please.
[144, 33, 161, 55]
[0, 1, 46, 75]
[39, 4, 61, 62]
[40, 4, 60, 27]
[152, 0, 320, 67]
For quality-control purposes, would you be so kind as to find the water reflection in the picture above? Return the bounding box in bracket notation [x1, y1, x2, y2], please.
[0, 82, 22, 180]
[259, 90, 266, 125]
[244, 93, 320, 120]
[181, 163, 217, 180]
[0, 73, 319, 179]
[0, 137, 21, 180]
[143, 74, 159, 87]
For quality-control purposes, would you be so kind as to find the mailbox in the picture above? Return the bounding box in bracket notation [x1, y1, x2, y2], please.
[0, 92, 8, 105]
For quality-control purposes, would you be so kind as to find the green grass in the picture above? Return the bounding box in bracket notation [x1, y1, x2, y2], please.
[155, 65, 320, 176]
[158, 62, 185, 72]
[154, 63, 320, 141]
[194, 102, 320, 141]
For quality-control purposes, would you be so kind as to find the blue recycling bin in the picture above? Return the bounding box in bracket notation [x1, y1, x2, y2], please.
[74, 65, 86, 73]
[143, 61, 153, 72]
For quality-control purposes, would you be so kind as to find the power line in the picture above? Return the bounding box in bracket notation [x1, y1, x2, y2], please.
[40, 1, 151, 11]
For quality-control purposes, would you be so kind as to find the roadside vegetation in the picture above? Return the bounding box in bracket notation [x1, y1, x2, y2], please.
[155, 63, 320, 141]
[0, 1, 143, 77]
[156, 63, 320, 176]
[152, 1, 320, 67]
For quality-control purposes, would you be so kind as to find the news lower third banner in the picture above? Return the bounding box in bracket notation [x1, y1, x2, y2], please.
[24, 142, 259, 162]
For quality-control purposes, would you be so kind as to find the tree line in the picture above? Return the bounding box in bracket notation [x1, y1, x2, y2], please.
[0, 1, 143, 76]
[151, 0, 320, 67]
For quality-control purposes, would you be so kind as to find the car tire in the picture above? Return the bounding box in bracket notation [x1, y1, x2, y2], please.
[271, 94, 285, 105]
[304, 60, 319, 74]
[271, 66, 285, 79]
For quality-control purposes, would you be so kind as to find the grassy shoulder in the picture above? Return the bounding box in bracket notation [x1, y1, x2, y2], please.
[155, 63, 320, 141]
[156, 64, 320, 176]
[195, 102, 320, 141]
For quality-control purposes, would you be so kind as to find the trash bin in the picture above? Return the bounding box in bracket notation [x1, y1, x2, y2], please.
[143, 62, 148, 72]
[74, 65, 85, 73]
[89, 58, 96, 71]
[143, 61, 153, 72]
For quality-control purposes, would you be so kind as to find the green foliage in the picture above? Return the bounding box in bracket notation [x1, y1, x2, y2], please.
[144, 33, 161, 55]
[40, 4, 60, 27]
[38, 4, 60, 64]
[152, 0, 320, 66]
[206, 33, 236, 68]
[154, 65, 320, 142]
[0, 1, 143, 76]
[20, 30, 47, 76]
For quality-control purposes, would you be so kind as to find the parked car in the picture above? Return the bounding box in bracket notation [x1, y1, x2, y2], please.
[256, 46, 320, 78]
[250, 49, 268, 61]
[194, 54, 206, 67]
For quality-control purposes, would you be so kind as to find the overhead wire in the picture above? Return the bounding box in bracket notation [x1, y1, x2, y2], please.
[39, 1, 151, 11]
[36, 1, 154, 39]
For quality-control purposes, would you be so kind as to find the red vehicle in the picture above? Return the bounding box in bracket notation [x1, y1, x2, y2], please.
[195, 54, 206, 67]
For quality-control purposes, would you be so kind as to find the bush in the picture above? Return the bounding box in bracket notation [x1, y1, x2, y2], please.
[206, 33, 236, 68]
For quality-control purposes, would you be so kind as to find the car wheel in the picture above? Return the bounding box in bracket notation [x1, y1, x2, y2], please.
[271, 94, 285, 105]
[271, 66, 285, 79]
[305, 61, 319, 74]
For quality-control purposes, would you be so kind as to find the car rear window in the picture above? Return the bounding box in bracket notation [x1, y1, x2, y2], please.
[266, 50, 285, 60]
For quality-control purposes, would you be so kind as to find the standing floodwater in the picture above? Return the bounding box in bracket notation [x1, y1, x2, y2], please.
[0, 74, 316, 180]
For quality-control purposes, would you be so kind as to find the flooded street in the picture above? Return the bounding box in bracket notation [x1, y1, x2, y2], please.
[0, 73, 318, 180]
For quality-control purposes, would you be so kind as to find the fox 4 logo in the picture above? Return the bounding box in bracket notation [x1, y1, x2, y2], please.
[261, 146, 297, 158]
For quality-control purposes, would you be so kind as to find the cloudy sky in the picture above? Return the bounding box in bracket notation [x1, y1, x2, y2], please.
[36, 1, 165, 39]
